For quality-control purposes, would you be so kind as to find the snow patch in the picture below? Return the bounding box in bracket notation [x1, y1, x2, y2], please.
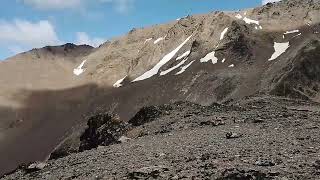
[154, 37, 164, 44]
[176, 50, 191, 61]
[200, 51, 218, 64]
[283, 30, 300, 38]
[73, 60, 86, 76]
[160, 58, 188, 76]
[176, 16, 187, 21]
[228, 64, 234, 68]
[222, 58, 226, 63]
[262, 0, 282, 5]
[176, 60, 195, 75]
[220, 27, 229, 40]
[237, 16, 262, 29]
[243, 17, 260, 26]
[268, 42, 290, 61]
[133, 35, 193, 82]
[145, 38, 153, 43]
[284, 30, 299, 35]
[235, 14, 243, 19]
[113, 76, 127, 88]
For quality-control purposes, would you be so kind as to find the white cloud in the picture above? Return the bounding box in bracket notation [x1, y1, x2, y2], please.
[262, 0, 281, 5]
[0, 19, 61, 48]
[22, 0, 83, 10]
[21, 0, 135, 13]
[110, 0, 134, 13]
[75, 32, 105, 47]
[0, 19, 107, 58]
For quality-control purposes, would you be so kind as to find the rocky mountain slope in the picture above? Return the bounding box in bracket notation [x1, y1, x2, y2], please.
[1, 0, 320, 177]
[3, 96, 320, 179]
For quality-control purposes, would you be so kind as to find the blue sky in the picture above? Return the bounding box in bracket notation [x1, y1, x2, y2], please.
[0, 0, 277, 60]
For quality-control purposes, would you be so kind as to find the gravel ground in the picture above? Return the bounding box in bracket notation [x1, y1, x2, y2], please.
[2, 96, 320, 180]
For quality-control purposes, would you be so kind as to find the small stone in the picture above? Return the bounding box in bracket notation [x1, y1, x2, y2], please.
[252, 118, 265, 123]
[255, 159, 275, 166]
[118, 136, 131, 143]
[313, 160, 320, 169]
[226, 132, 242, 139]
[95, 175, 103, 180]
[171, 175, 179, 180]
[26, 162, 47, 173]
[127, 165, 169, 179]
[159, 153, 166, 157]
[200, 120, 225, 126]
[234, 119, 246, 123]
[280, 177, 289, 180]
[155, 153, 166, 158]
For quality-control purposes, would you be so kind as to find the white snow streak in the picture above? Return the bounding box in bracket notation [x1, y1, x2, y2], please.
[268, 42, 290, 61]
[154, 37, 164, 44]
[144, 38, 153, 43]
[160, 58, 188, 76]
[200, 51, 218, 64]
[228, 64, 234, 68]
[220, 27, 229, 40]
[176, 60, 195, 75]
[284, 30, 299, 35]
[113, 76, 127, 88]
[73, 60, 86, 76]
[222, 58, 226, 63]
[292, 33, 302, 38]
[176, 50, 191, 61]
[133, 35, 193, 82]
[283, 30, 301, 39]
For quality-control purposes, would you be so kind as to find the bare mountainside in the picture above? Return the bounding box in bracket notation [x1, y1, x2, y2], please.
[1, 0, 320, 177]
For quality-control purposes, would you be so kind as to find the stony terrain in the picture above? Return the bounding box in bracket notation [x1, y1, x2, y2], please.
[1, 0, 320, 177]
[3, 95, 320, 179]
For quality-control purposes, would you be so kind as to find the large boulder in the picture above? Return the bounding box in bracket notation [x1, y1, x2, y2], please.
[79, 113, 130, 151]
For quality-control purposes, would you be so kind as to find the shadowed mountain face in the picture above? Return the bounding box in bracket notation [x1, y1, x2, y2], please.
[1, 0, 320, 176]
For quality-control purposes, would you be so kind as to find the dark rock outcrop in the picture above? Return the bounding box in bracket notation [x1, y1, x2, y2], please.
[128, 105, 173, 126]
[79, 113, 130, 152]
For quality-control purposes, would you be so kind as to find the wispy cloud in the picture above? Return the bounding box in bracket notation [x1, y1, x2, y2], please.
[101, 0, 134, 13]
[0, 19, 61, 57]
[21, 0, 135, 13]
[22, 0, 83, 10]
[0, 19, 60, 47]
[262, 0, 281, 5]
[75, 32, 105, 47]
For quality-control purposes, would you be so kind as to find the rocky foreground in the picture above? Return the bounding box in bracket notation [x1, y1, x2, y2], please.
[3, 95, 320, 179]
